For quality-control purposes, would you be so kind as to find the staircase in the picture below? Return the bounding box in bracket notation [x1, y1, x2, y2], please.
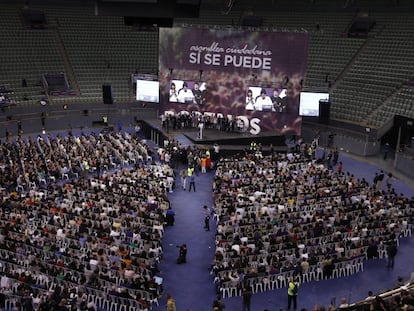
[330, 24, 386, 92]
[53, 27, 80, 96]
[365, 83, 404, 127]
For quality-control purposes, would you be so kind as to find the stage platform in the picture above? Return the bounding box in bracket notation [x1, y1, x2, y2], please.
[140, 119, 289, 152]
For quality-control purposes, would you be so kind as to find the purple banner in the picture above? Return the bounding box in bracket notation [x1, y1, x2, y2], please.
[159, 27, 309, 135]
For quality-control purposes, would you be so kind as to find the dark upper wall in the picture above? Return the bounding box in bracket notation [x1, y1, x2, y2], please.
[8, 0, 414, 12]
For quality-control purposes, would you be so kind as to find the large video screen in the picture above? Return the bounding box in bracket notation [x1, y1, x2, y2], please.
[299, 92, 329, 117]
[159, 27, 309, 135]
[169, 80, 207, 105]
[136, 80, 159, 103]
[245, 87, 287, 112]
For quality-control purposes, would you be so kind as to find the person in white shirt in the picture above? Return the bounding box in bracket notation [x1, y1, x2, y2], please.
[254, 88, 273, 111]
[178, 82, 195, 104]
[56, 228, 66, 240]
[338, 298, 349, 308]
[124, 267, 136, 280]
[169, 83, 178, 102]
[245, 89, 255, 110]
[166, 175, 174, 193]
[164, 152, 171, 164]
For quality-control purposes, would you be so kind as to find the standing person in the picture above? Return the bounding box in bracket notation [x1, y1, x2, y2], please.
[287, 277, 299, 311]
[201, 155, 207, 173]
[82, 159, 90, 179]
[180, 168, 188, 190]
[188, 171, 196, 192]
[386, 173, 393, 191]
[96, 159, 102, 178]
[204, 205, 210, 231]
[166, 294, 176, 311]
[326, 150, 333, 169]
[376, 170, 385, 190]
[242, 285, 253, 311]
[205, 149, 211, 170]
[187, 165, 195, 178]
[213, 143, 220, 161]
[134, 123, 141, 138]
[386, 240, 398, 268]
[176, 244, 187, 264]
[332, 147, 339, 166]
[103, 115, 108, 126]
[383, 142, 390, 160]
[165, 207, 175, 226]
[337, 161, 343, 174]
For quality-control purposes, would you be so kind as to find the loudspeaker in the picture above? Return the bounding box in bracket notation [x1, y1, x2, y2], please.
[102, 84, 113, 105]
[319, 100, 331, 125]
[124, 16, 173, 28]
[83, 109, 89, 116]
[242, 16, 263, 27]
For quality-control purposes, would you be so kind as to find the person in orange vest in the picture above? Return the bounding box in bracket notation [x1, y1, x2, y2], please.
[201, 156, 207, 173]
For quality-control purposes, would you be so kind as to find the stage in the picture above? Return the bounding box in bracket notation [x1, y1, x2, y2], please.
[140, 119, 289, 152]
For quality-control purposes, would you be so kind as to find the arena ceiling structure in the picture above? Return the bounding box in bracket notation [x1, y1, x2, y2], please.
[10, 0, 413, 17]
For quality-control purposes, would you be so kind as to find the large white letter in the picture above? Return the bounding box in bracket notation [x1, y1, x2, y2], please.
[224, 54, 233, 66]
[262, 58, 271, 70]
[249, 118, 261, 135]
[204, 53, 212, 65]
[189, 52, 199, 64]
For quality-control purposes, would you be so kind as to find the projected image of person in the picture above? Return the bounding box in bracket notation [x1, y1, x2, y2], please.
[246, 89, 255, 111]
[178, 82, 195, 104]
[169, 82, 178, 102]
[272, 88, 287, 113]
[192, 82, 205, 105]
[255, 88, 273, 111]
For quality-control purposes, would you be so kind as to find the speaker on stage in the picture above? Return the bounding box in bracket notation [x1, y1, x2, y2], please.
[319, 100, 331, 125]
[102, 84, 113, 105]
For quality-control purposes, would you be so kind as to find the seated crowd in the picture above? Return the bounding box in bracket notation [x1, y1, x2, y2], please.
[1, 130, 153, 191]
[0, 130, 174, 311]
[211, 147, 414, 300]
